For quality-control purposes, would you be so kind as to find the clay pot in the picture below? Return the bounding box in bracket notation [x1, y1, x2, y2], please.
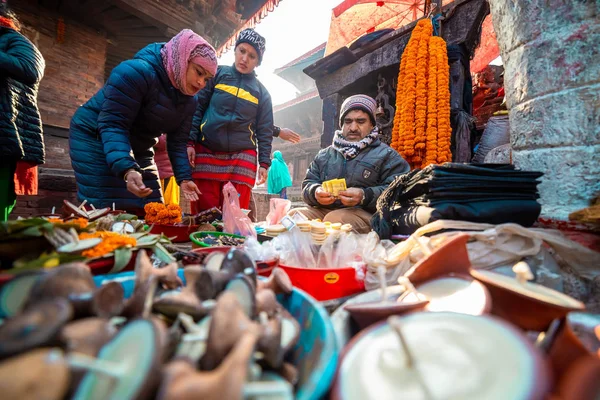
[332, 312, 552, 400]
[470, 269, 585, 331]
[404, 234, 471, 285]
[153, 267, 215, 320]
[555, 356, 600, 400]
[548, 312, 600, 378]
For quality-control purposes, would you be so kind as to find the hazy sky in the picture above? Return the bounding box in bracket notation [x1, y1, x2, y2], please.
[219, 0, 341, 106]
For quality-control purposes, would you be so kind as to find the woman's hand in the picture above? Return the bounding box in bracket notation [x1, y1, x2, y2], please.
[187, 146, 196, 167]
[125, 170, 153, 198]
[315, 186, 335, 205]
[181, 180, 202, 201]
[256, 167, 268, 185]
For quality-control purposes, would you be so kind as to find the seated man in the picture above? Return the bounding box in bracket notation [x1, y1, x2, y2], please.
[290, 94, 410, 233]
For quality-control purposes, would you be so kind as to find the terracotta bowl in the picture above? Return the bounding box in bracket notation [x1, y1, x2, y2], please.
[344, 285, 429, 329]
[415, 273, 492, 315]
[404, 234, 471, 285]
[548, 312, 600, 378]
[555, 356, 600, 400]
[470, 269, 585, 331]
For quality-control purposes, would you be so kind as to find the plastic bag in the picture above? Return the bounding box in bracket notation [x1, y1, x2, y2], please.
[222, 182, 256, 238]
[265, 198, 291, 226]
[163, 176, 180, 206]
[317, 232, 363, 269]
[272, 229, 318, 269]
[243, 236, 279, 262]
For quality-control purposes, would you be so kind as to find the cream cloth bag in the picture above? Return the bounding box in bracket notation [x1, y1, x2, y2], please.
[363, 220, 600, 291]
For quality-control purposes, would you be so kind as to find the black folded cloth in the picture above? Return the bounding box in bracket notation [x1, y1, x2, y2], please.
[372, 163, 543, 239]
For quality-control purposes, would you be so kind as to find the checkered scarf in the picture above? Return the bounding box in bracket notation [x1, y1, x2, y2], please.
[332, 127, 379, 160]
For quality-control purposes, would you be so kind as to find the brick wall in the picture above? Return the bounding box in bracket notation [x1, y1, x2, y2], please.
[13, 1, 107, 129]
[9, 2, 107, 218]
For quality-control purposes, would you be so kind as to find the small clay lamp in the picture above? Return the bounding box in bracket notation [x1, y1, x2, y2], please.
[220, 248, 257, 278]
[257, 312, 285, 369]
[158, 330, 260, 400]
[257, 267, 293, 295]
[69, 318, 164, 400]
[471, 262, 585, 331]
[344, 272, 429, 329]
[153, 266, 216, 320]
[0, 270, 45, 317]
[280, 312, 301, 355]
[333, 312, 552, 400]
[24, 263, 96, 309]
[60, 317, 117, 356]
[200, 292, 261, 370]
[135, 250, 182, 290]
[256, 289, 280, 317]
[225, 275, 257, 318]
[0, 348, 70, 400]
[0, 298, 73, 360]
[23, 263, 124, 319]
[278, 362, 299, 386]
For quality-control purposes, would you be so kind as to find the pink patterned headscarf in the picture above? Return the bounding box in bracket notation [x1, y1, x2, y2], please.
[160, 29, 218, 96]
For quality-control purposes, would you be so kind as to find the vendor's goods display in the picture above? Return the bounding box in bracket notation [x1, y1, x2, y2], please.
[390, 18, 452, 169]
[372, 163, 543, 237]
[329, 230, 598, 400]
[0, 247, 338, 400]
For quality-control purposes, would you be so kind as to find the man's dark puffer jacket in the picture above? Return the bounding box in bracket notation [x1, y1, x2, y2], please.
[69, 43, 195, 210]
[0, 27, 45, 165]
[189, 65, 274, 168]
[302, 139, 410, 213]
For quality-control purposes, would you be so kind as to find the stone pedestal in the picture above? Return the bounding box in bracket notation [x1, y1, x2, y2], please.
[489, 0, 600, 220]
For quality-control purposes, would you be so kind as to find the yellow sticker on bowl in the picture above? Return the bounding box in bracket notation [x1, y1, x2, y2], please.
[324, 272, 340, 284]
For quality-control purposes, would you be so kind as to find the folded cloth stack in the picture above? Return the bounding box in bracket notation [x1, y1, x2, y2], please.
[372, 163, 543, 238]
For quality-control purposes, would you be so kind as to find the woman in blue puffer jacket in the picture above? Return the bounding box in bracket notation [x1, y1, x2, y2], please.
[69, 29, 216, 213]
[0, 4, 45, 221]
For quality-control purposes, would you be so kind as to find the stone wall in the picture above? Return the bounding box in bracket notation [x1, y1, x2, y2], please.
[489, 0, 599, 220]
[13, 1, 107, 129]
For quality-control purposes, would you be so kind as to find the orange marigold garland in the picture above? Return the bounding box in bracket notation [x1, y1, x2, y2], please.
[435, 35, 452, 164]
[144, 202, 182, 225]
[391, 18, 452, 169]
[412, 21, 432, 167]
[425, 36, 440, 166]
[79, 231, 137, 258]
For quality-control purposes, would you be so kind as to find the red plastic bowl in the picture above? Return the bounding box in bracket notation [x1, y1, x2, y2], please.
[278, 264, 365, 301]
[189, 247, 277, 277]
[150, 224, 198, 243]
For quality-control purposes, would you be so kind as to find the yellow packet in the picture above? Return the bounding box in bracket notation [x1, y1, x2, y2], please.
[323, 178, 347, 197]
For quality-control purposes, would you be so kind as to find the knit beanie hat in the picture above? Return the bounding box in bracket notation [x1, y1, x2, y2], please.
[339, 94, 377, 128]
[235, 28, 266, 65]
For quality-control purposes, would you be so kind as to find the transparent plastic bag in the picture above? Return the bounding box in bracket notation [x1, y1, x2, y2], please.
[272, 228, 318, 268]
[243, 236, 279, 262]
[222, 182, 256, 238]
[265, 198, 292, 226]
[317, 232, 364, 269]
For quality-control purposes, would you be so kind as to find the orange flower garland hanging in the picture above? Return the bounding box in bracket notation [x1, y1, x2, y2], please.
[390, 18, 452, 169]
